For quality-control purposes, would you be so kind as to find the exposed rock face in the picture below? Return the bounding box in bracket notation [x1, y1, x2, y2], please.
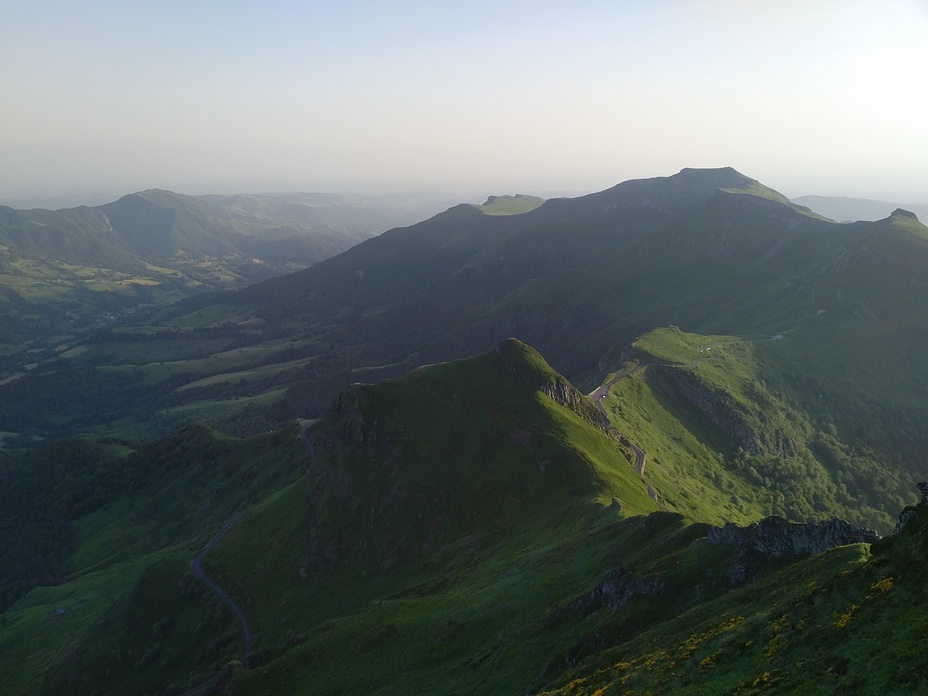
[894, 508, 919, 535]
[664, 369, 758, 453]
[709, 516, 879, 557]
[893, 481, 928, 534]
[538, 378, 612, 431]
[495, 338, 611, 431]
[708, 516, 879, 587]
[592, 567, 664, 610]
[664, 369, 796, 458]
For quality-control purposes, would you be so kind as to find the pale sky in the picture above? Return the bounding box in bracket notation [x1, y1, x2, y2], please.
[2, 0, 927, 203]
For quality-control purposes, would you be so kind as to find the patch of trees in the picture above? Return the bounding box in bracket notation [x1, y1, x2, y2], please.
[0, 439, 131, 610]
[0, 424, 235, 612]
[0, 366, 190, 436]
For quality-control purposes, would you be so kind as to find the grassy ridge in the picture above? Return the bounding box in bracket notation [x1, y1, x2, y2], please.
[8, 339, 663, 694]
[601, 326, 920, 532]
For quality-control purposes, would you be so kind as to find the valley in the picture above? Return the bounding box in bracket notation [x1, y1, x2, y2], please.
[0, 189, 447, 374]
[2, 168, 927, 694]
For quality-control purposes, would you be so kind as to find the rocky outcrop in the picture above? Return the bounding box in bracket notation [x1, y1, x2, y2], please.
[538, 377, 612, 431]
[709, 516, 879, 557]
[495, 338, 611, 431]
[592, 567, 664, 610]
[893, 481, 928, 534]
[665, 369, 758, 453]
[708, 516, 879, 587]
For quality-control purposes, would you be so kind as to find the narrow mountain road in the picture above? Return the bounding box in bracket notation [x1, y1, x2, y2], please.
[182, 420, 319, 695]
[190, 511, 254, 661]
[588, 358, 723, 512]
[298, 418, 317, 463]
[590, 377, 669, 509]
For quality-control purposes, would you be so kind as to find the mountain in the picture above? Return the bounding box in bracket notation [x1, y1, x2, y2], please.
[0, 188, 450, 366]
[5, 169, 927, 527]
[2, 340, 923, 695]
[4, 166, 928, 694]
[792, 194, 928, 223]
[472, 193, 546, 215]
[5, 168, 928, 524]
[3, 170, 927, 501]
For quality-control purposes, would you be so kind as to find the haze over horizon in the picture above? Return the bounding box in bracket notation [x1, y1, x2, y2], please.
[3, 1, 926, 206]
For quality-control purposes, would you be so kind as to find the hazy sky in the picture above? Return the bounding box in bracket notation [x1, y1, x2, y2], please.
[2, 1, 927, 203]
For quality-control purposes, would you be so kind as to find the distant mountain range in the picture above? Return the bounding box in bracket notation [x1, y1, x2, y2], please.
[0, 189, 447, 357]
[3, 166, 926, 526]
[792, 194, 928, 223]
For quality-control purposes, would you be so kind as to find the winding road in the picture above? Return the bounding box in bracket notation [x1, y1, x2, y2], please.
[190, 511, 254, 661]
[587, 359, 723, 512]
[182, 420, 318, 694]
[298, 417, 317, 462]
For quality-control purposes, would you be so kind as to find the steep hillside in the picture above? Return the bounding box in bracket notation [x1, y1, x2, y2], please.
[0, 339, 656, 694]
[540, 486, 928, 695]
[596, 326, 924, 533]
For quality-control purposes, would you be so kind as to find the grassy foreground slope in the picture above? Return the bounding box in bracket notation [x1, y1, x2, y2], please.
[2, 339, 921, 695]
[540, 491, 928, 696]
[0, 425, 309, 695]
[4, 340, 654, 695]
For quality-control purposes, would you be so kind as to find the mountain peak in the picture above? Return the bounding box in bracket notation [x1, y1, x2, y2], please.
[472, 194, 545, 216]
[588, 165, 788, 213]
[891, 208, 918, 220]
[303, 340, 618, 572]
[674, 166, 754, 187]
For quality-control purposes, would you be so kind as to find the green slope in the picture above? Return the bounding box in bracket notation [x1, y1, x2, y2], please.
[3, 168, 927, 537]
[540, 491, 928, 695]
[1, 340, 654, 694]
[0, 423, 310, 695]
[598, 318, 923, 534]
[1, 339, 918, 695]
